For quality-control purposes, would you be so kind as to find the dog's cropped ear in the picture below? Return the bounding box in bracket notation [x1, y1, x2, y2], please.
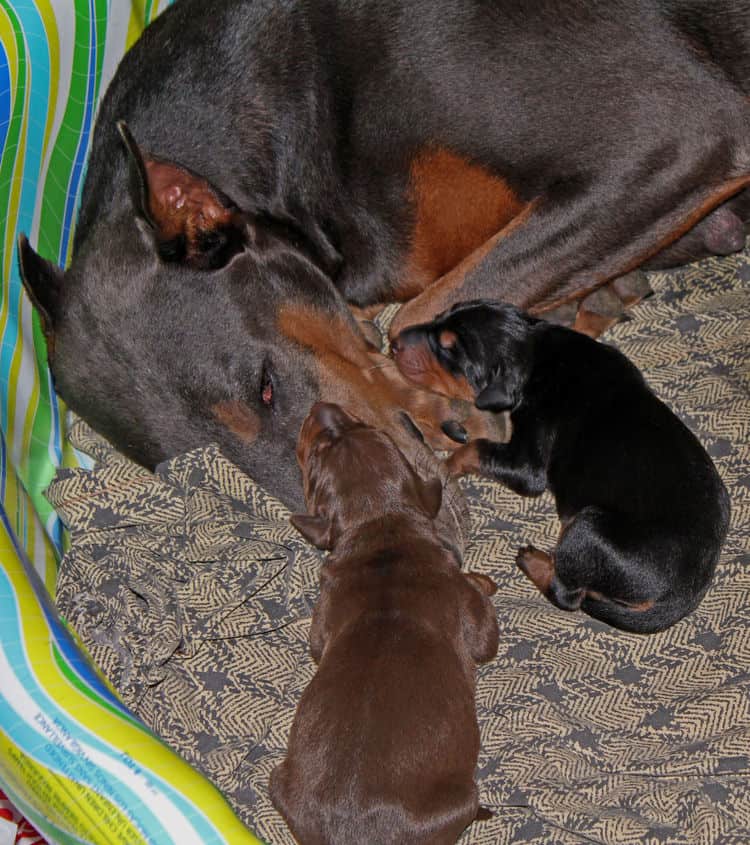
[117, 121, 245, 269]
[290, 513, 335, 550]
[415, 475, 443, 520]
[17, 235, 63, 336]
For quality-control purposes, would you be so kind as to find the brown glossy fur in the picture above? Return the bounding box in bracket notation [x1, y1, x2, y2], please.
[270, 403, 499, 845]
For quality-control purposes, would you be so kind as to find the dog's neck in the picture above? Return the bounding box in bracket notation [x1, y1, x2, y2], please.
[328, 511, 459, 569]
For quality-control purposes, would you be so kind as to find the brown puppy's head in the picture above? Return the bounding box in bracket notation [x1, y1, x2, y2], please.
[290, 402, 443, 550]
[392, 301, 537, 413]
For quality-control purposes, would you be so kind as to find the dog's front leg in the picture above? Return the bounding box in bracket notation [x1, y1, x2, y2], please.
[448, 428, 548, 498]
[390, 170, 750, 339]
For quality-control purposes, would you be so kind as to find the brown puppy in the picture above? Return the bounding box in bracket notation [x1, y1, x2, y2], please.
[270, 403, 499, 845]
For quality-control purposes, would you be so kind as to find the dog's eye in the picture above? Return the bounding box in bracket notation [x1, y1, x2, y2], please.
[260, 363, 274, 406]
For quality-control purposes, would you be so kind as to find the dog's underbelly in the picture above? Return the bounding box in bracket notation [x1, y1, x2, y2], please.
[394, 147, 529, 300]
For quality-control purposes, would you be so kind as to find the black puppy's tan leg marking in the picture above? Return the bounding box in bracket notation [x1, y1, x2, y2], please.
[516, 545, 555, 595]
[517, 545, 587, 612]
[585, 589, 656, 612]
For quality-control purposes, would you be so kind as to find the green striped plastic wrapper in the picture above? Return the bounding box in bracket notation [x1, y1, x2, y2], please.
[0, 2, 261, 842]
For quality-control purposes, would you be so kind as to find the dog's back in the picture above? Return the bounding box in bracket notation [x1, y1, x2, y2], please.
[392, 304, 729, 633]
[270, 525, 483, 844]
[272, 403, 498, 843]
[516, 322, 730, 632]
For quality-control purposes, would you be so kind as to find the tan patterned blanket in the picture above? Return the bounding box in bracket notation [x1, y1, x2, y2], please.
[50, 253, 750, 844]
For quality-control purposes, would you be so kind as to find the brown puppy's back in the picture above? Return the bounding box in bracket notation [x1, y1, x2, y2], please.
[271, 522, 492, 845]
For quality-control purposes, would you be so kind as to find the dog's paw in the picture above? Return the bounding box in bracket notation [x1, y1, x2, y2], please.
[516, 545, 554, 593]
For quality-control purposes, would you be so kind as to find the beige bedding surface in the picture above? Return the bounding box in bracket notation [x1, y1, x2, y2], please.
[50, 252, 750, 844]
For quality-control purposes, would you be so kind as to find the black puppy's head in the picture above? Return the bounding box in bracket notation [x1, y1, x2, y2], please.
[393, 301, 537, 412]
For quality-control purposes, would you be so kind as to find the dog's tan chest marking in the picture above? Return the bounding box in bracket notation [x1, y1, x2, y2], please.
[397, 148, 528, 300]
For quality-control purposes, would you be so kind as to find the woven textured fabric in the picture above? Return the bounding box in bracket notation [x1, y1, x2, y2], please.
[51, 253, 749, 844]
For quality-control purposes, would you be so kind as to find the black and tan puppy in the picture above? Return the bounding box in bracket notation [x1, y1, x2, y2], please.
[393, 303, 730, 634]
[270, 402, 498, 845]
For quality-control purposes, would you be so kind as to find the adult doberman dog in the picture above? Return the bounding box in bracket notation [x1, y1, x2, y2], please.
[18, 0, 750, 508]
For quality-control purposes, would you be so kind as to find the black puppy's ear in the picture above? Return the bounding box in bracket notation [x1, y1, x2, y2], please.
[475, 380, 515, 412]
[290, 513, 335, 550]
[17, 235, 63, 335]
[415, 476, 443, 520]
[117, 121, 245, 269]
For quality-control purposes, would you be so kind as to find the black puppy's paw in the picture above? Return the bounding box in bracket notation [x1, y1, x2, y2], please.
[516, 544, 554, 594]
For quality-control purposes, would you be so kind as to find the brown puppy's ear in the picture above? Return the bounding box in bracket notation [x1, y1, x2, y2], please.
[117, 121, 245, 268]
[290, 513, 335, 550]
[415, 476, 443, 520]
[17, 235, 63, 337]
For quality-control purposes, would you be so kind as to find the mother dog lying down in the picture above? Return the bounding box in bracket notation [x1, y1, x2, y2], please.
[18, 0, 750, 507]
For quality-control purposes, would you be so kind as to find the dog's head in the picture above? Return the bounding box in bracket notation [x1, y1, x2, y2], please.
[17, 125, 485, 508]
[392, 301, 537, 412]
[290, 402, 443, 549]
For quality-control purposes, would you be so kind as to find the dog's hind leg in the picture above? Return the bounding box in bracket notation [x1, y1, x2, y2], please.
[524, 508, 688, 633]
[516, 545, 586, 612]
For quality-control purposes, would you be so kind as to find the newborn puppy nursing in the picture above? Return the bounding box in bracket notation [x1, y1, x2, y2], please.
[270, 402, 498, 845]
[393, 303, 730, 634]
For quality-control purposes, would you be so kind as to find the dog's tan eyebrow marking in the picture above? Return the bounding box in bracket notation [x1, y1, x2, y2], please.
[211, 399, 262, 443]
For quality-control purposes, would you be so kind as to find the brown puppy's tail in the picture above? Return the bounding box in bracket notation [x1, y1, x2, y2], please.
[475, 806, 494, 822]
